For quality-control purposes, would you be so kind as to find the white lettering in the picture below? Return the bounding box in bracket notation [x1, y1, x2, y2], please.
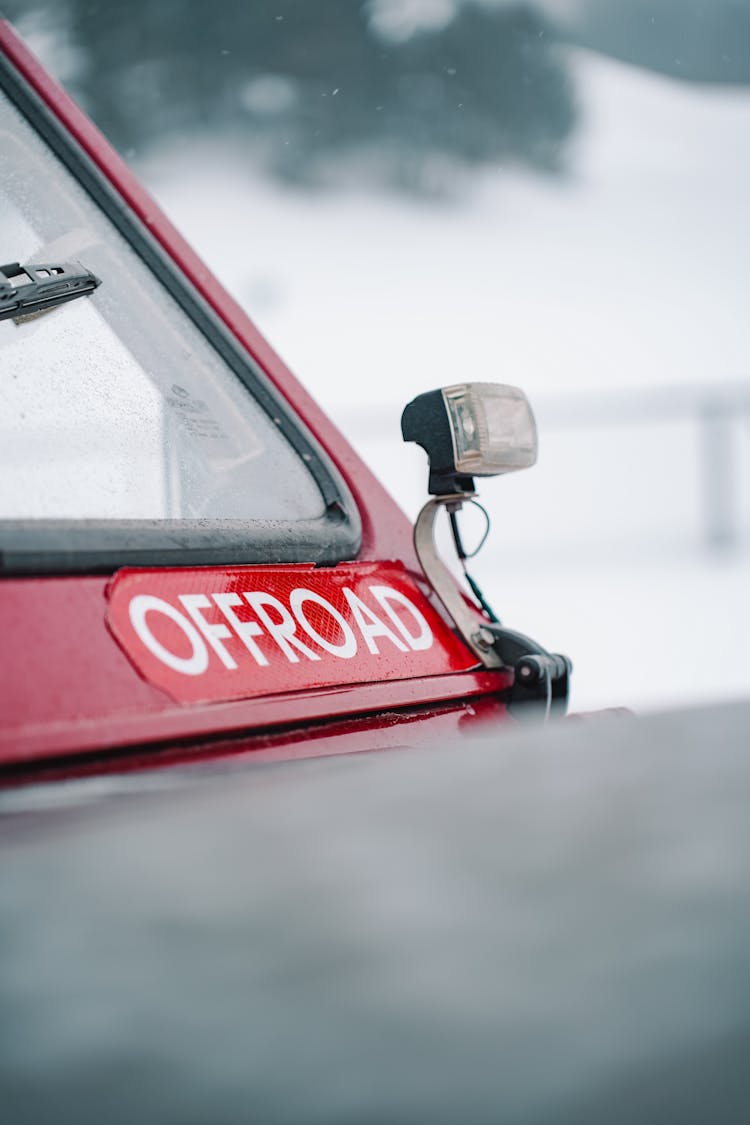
[129, 594, 209, 675]
[342, 587, 408, 654]
[289, 588, 357, 658]
[179, 594, 237, 670]
[369, 585, 434, 651]
[127, 578, 434, 677]
[243, 591, 320, 663]
[212, 593, 269, 667]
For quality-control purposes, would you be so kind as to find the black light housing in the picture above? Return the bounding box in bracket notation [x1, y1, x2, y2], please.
[401, 382, 538, 495]
[401, 387, 471, 495]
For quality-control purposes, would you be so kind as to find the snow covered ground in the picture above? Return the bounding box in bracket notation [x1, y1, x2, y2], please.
[142, 49, 750, 713]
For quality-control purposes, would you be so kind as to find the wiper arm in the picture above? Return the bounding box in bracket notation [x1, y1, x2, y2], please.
[0, 260, 101, 323]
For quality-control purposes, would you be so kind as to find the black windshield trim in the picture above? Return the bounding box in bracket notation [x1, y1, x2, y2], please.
[0, 517, 355, 575]
[0, 51, 361, 574]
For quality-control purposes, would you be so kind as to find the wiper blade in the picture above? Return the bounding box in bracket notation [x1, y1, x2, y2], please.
[0, 260, 101, 322]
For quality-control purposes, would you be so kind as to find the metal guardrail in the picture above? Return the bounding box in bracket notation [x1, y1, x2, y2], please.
[541, 384, 750, 550]
[338, 382, 750, 552]
[533, 382, 750, 427]
[542, 383, 750, 551]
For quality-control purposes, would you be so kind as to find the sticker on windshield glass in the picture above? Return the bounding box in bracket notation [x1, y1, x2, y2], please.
[106, 562, 477, 704]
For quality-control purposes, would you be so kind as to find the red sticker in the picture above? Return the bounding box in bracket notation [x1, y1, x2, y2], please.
[106, 562, 477, 704]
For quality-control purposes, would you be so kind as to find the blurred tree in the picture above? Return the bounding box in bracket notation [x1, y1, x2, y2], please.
[3, 0, 576, 191]
[571, 0, 750, 84]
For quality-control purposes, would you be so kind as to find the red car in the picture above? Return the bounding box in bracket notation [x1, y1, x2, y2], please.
[5, 23, 750, 1125]
[0, 20, 569, 787]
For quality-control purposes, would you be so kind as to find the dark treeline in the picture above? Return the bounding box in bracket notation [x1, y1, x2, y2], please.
[572, 0, 750, 86]
[7, 0, 747, 192]
[5, 0, 576, 191]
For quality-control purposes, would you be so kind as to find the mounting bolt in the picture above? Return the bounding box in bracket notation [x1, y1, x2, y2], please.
[472, 626, 496, 652]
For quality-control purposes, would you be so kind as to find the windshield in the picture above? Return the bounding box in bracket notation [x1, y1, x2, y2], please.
[0, 86, 326, 525]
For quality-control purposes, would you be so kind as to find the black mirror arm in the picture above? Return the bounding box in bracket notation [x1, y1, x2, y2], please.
[481, 622, 572, 719]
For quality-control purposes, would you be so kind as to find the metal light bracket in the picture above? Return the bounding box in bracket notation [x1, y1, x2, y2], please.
[413, 493, 503, 668]
[414, 494, 572, 721]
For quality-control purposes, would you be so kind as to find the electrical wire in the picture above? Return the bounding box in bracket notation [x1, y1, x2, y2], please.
[543, 664, 552, 721]
[448, 501, 557, 721]
[448, 500, 491, 559]
[448, 500, 500, 624]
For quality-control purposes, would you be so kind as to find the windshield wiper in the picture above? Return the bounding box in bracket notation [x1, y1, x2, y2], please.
[0, 260, 101, 323]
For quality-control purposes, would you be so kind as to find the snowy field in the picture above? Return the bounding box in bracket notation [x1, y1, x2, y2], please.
[142, 49, 750, 713]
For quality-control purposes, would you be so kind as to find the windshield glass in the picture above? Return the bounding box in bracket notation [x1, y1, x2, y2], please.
[0, 88, 325, 523]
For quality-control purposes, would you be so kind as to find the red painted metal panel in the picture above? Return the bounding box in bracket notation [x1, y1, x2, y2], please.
[0, 573, 510, 766]
[0, 694, 509, 789]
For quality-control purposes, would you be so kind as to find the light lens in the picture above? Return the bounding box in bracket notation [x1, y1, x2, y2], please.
[442, 383, 537, 476]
